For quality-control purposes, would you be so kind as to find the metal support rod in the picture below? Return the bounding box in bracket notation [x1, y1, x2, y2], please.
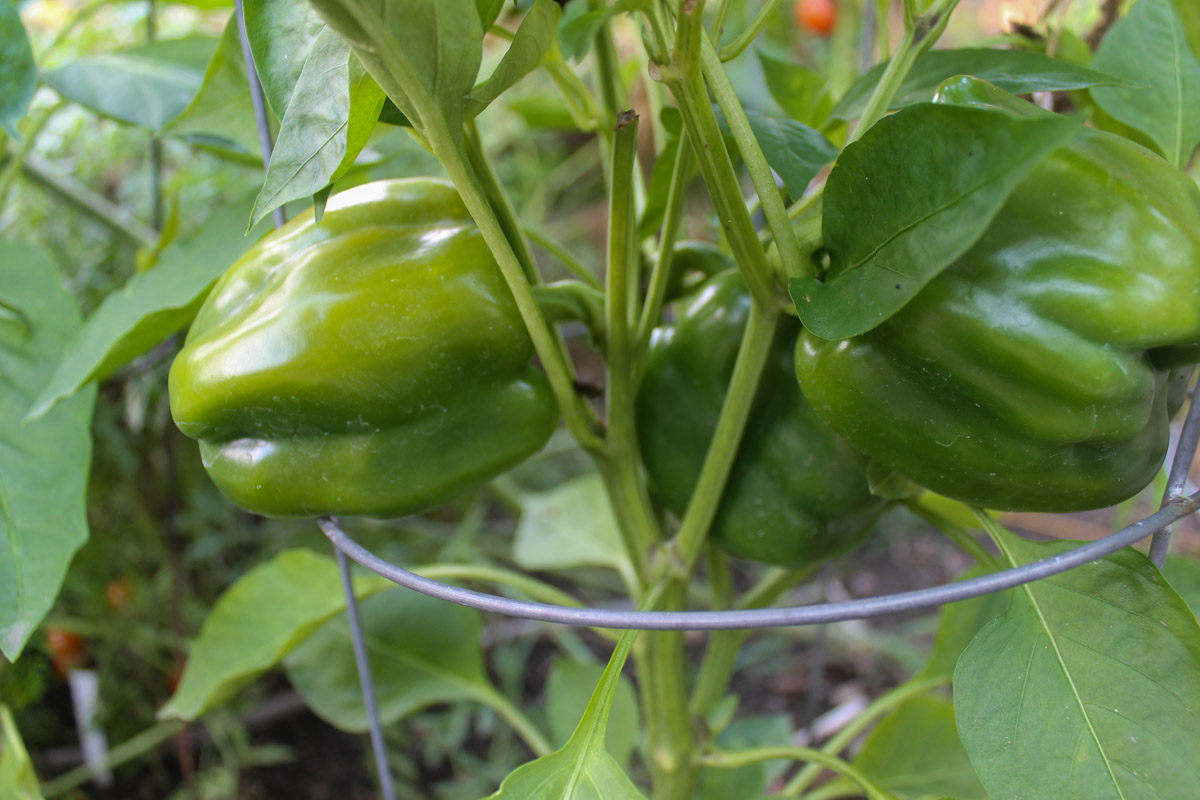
[336, 547, 397, 800]
[319, 490, 1200, 631]
[233, 0, 286, 229]
[1151, 369, 1200, 567]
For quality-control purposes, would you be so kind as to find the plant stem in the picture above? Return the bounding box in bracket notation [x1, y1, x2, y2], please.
[523, 223, 603, 289]
[635, 135, 693, 354]
[643, 583, 697, 800]
[907, 500, 1001, 571]
[702, 746, 894, 800]
[849, 0, 961, 144]
[473, 685, 554, 757]
[700, 32, 809, 280]
[781, 675, 951, 796]
[717, 0, 784, 61]
[41, 720, 186, 796]
[464, 120, 540, 285]
[20, 154, 158, 249]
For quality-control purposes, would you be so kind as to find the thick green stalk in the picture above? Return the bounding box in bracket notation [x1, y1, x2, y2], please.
[644, 583, 697, 800]
[464, 121, 540, 285]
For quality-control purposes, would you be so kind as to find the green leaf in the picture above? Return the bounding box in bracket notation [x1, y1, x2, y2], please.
[284, 587, 489, 732]
[250, 29, 384, 227]
[307, 0, 482, 139]
[954, 530, 1200, 800]
[831, 49, 1133, 121]
[513, 474, 634, 585]
[0, 0, 35, 140]
[1091, 0, 1200, 169]
[545, 658, 640, 769]
[244, 0, 326, 118]
[715, 107, 837, 201]
[163, 14, 267, 157]
[856, 695, 986, 800]
[0, 245, 94, 660]
[482, 628, 646, 800]
[159, 549, 389, 720]
[1172, 0, 1200, 63]
[757, 50, 833, 128]
[40, 46, 208, 131]
[790, 103, 1082, 339]
[1164, 556, 1200, 619]
[25, 197, 264, 421]
[0, 706, 42, 799]
[477, 0, 505, 30]
[465, 0, 561, 119]
[700, 714, 794, 800]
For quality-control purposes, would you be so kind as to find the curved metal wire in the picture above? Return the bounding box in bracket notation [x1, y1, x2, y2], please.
[321, 491, 1200, 631]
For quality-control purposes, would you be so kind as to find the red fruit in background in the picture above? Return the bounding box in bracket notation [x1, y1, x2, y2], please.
[45, 626, 85, 677]
[105, 578, 134, 612]
[796, 0, 836, 35]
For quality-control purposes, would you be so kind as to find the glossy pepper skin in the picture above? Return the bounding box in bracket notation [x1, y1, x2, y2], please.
[796, 80, 1200, 512]
[169, 179, 557, 518]
[638, 269, 886, 567]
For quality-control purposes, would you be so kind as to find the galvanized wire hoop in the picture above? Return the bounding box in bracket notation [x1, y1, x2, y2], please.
[229, 8, 1200, 795]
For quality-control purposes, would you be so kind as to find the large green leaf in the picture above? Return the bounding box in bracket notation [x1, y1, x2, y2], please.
[1164, 556, 1200, 618]
[831, 48, 1132, 121]
[464, 0, 561, 119]
[0, 246, 94, 660]
[0, 0, 34, 140]
[250, 28, 384, 226]
[545, 658, 639, 769]
[159, 549, 389, 720]
[513, 474, 633, 585]
[1091, 0, 1200, 169]
[483, 628, 646, 799]
[244, 0, 325, 118]
[790, 103, 1082, 340]
[1172, 0, 1200, 62]
[40, 41, 213, 130]
[284, 587, 490, 732]
[26, 197, 263, 421]
[163, 14, 267, 156]
[0, 706, 41, 799]
[855, 695, 986, 800]
[955, 529, 1200, 800]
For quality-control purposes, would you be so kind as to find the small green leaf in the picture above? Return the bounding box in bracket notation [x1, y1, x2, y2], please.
[791, 103, 1082, 339]
[0, 706, 42, 799]
[482, 628, 646, 799]
[477, 0, 505, 30]
[0, 245, 94, 660]
[757, 50, 833, 128]
[715, 107, 837, 200]
[284, 587, 489, 732]
[244, 0, 326, 118]
[513, 474, 634, 584]
[0, 0, 35, 140]
[163, 14, 268, 157]
[955, 527, 1200, 799]
[465, 0, 561, 119]
[26, 197, 264, 421]
[250, 29, 384, 227]
[856, 695, 986, 800]
[1091, 0, 1200, 168]
[545, 658, 640, 769]
[831, 48, 1133, 121]
[160, 549, 389, 720]
[40, 48, 207, 131]
[557, 0, 638, 61]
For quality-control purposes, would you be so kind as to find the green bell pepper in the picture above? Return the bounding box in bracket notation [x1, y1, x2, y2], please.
[169, 178, 557, 518]
[795, 79, 1200, 512]
[638, 269, 886, 567]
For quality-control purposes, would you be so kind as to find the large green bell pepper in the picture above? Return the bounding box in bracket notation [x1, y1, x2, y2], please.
[638, 269, 886, 567]
[795, 80, 1200, 512]
[169, 178, 557, 518]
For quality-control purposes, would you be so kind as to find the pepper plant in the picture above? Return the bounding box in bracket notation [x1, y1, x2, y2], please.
[3, 0, 1200, 798]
